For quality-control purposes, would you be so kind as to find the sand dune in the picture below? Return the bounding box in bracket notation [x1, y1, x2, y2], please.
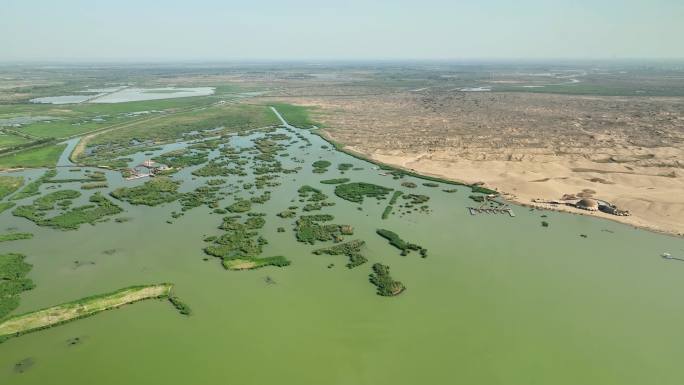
[363, 148, 684, 236]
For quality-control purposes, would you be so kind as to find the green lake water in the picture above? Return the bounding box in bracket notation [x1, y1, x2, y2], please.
[0, 117, 683, 385]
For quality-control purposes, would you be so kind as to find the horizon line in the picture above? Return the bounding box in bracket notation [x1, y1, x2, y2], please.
[1, 57, 684, 66]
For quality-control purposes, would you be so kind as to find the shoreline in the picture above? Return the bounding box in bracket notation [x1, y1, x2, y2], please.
[512, 198, 684, 238]
[315, 129, 684, 239]
[1, 115, 679, 238]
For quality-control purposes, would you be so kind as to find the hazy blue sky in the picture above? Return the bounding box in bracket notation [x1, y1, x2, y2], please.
[1, 0, 682, 61]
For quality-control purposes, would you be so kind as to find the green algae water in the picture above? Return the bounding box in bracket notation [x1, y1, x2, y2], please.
[1, 115, 683, 385]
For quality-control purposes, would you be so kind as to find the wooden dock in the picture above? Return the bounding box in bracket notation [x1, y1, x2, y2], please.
[468, 207, 515, 217]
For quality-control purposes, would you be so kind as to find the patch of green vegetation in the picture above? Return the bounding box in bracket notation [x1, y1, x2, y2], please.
[376, 229, 427, 257]
[0, 133, 29, 149]
[382, 191, 404, 220]
[204, 215, 264, 258]
[9, 94, 248, 141]
[40, 170, 107, 185]
[222, 256, 291, 270]
[312, 160, 331, 174]
[469, 195, 485, 203]
[179, 186, 220, 211]
[369, 263, 405, 296]
[334, 182, 393, 204]
[87, 104, 278, 151]
[471, 185, 497, 195]
[227, 199, 251, 213]
[45, 175, 106, 184]
[0, 137, 56, 156]
[250, 191, 271, 204]
[18, 120, 111, 139]
[381, 205, 393, 219]
[192, 160, 245, 177]
[0, 253, 35, 320]
[442, 188, 458, 193]
[303, 201, 334, 211]
[277, 209, 297, 218]
[297, 185, 335, 210]
[403, 194, 429, 205]
[110, 177, 180, 206]
[206, 179, 226, 186]
[337, 163, 353, 171]
[0, 144, 66, 170]
[189, 138, 232, 151]
[242, 214, 266, 230]
[0, 233, 33, 243]
[401, 181, 417, 188]
[97, 157, 134, 170]
[320, 178, 350, 185]
[85, 170, 106, 180]
[81, 182, 108, 190]
[270, 103, 318, 128]
[204, 215, 287, 270]
[298, 185, 328, 202]
[423, 182, 439, 187]
[24, 189, 81, 211]
[168, 295, 191, 316]
[253, 136, 289, 161]
[0, 202, 15, 214]
[295, 215, 353, 245]
[255, 174, 281, 189]
[0, 176, 24, 199]
[11, 169, 57, 200]
[153, 149, 208, 169]
[213, 83, 255, 95]
[13, 192, 123, 230]
[389, 191, 403, 205]
[313, 239, 367, 268]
